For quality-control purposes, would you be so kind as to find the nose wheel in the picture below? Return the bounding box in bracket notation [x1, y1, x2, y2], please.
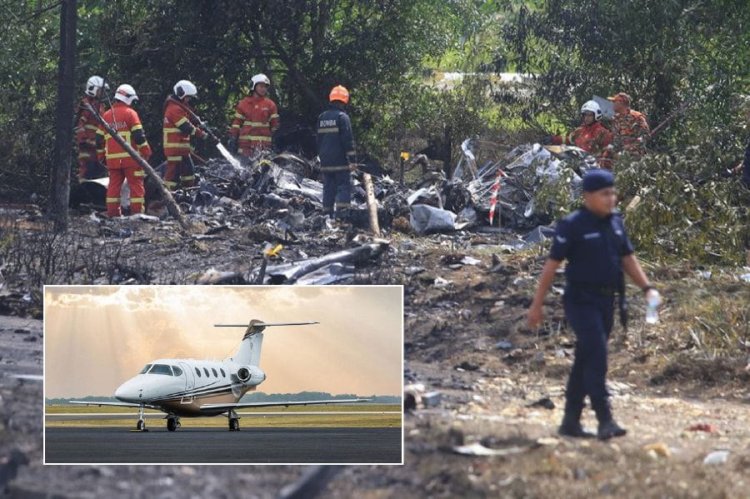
[133, 404, 148, 432]
[167, 416, 181, 432]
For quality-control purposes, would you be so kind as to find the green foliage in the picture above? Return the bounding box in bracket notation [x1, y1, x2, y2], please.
[501, 0, 750, 146]
[496, 0, 750, 265]
[88, 0, 503, 164]
[1, 0, 471, 200]
[361, 73, 496, 163]
[532, 164, 581, 221]
[0, 2, 62, 198]
[4, 0, 750, 272]
[617, 154, 750, 265]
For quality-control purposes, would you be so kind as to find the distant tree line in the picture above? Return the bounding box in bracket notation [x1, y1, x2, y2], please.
[45, 392, 401, 405]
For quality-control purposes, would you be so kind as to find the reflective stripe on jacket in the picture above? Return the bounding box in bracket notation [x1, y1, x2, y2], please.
[163, 97, 203, 161]
[96, 101, 151, 169]
[75, 96, 103, 147]
[228, 95, 279, 151]
[317, 104, 355, 170]
[553, 121, 613, 166]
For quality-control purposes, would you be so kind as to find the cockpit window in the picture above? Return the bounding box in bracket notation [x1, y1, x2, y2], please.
[149, 364, 173, 376]
[140, 364, 152, 374]
[211, 368, 218, 377]
[195, 367, 201, 377]
[204, 368, 210, 377]
[173, 366, 183, 376]
[220, 368, 226, 377]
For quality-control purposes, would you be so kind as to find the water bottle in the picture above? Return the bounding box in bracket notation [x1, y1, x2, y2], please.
[645, 290, 661, 325]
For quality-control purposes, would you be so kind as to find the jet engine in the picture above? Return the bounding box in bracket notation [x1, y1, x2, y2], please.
[233, 365, 266, 386]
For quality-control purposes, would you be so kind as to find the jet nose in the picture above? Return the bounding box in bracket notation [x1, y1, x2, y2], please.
[114, 379, 142, 403]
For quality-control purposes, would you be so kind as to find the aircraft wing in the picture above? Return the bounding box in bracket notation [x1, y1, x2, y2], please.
[70, 400, 161, 410]
[199, 398, 371, 412]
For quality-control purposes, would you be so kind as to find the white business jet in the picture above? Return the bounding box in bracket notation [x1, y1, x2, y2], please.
[72, 320, 368, 432]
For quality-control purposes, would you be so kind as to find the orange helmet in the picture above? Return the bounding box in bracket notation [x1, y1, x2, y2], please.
[329, 85, 350, 104]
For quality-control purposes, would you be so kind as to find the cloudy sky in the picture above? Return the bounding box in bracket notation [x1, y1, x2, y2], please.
[45, 286, 402, 398]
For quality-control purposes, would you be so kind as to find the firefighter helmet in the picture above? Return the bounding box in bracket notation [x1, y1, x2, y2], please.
[85, 76, 108, 98]
[114, 84, 138, 105]
[580, 100, 602, 121]
[329, 85, 350, 104]
[251, 73, 271, 90]
[174, 80, 198, 99]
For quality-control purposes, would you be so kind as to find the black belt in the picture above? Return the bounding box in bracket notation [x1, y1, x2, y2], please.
[569, 281, 628, 331]
[569, 282, 617, 296]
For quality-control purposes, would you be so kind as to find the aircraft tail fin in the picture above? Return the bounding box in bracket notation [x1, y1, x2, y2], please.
[215, 320, 318, 366]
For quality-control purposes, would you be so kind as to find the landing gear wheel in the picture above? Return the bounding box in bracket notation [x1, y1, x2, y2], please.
[229, 418, 240, 431]
[137, 419, 146, 431]
[167, 417, 179, 432]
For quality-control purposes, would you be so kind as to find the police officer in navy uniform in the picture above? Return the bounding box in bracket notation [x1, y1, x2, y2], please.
[317, 85, 356, 223]
[528, 169, 661, 440]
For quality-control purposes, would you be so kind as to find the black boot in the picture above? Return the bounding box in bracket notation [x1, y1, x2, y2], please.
[334, 208, 351, 229]
[592, 398, 627, 440]
[558, 403, 595, 438]
[597, 420, 627, 440]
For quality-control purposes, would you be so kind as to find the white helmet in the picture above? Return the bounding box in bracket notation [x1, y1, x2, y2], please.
[251, 73, 271, 90]
[114, 84, 138, 105]
[580, 100, 602, 121]
[85, 76, 108, 98]
[174, 79, 198, 99]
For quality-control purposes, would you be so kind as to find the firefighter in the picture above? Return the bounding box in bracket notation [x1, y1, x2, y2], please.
[163, 80, 209, 190]
[528, 169, 660, 440]
[317, 85, 356, 222]
[74, 76, 109, 180]
[95, 84, 152, 217]
[546, 101, 613, 169]
[227, 73, 280, 158]
[608, 92, 650, 158]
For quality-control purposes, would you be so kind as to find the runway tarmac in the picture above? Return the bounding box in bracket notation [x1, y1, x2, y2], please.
[45, 427, 402, 464]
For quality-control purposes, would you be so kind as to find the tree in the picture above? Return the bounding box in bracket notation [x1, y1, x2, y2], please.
[501, 0, 750, 147]
[88, 0, 465, 160]
[49, 0, 76, 231]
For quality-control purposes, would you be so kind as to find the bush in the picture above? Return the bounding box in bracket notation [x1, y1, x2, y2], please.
[617, 152, 750, 265]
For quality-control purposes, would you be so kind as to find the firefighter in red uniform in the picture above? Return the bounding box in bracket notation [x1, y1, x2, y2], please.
[608, 92, 650, 158]
[95, 84, 152, 217]
[162, 80, 208, 190]
[227, 73, 280, 158]
[74, 76, 109, 180]
[547, 100, 613, 169]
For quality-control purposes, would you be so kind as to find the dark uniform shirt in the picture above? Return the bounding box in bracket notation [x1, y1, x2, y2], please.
[549, 207, 634, 289]
[317, 104, 355, 170]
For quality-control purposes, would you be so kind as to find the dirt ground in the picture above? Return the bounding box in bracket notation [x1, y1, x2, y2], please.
[1, 204, 749, 497]
[388, 241, 750, 499]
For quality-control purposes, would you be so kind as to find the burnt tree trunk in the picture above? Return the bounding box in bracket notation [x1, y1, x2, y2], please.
[49, 0, 77, 232]
[442, 126, 453, 179]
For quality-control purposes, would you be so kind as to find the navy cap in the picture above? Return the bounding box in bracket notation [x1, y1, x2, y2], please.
[582, 169, 615, 192]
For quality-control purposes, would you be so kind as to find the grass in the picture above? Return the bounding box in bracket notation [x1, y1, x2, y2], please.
[45, 403, 399, 413]
[46, 415, 401, 429]
[651, 269, 750, 356]
[45, 404, 402, 429]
